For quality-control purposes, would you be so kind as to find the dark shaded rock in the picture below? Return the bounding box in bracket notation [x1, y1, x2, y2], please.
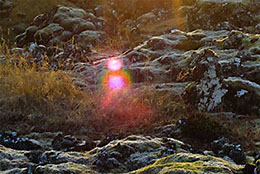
[211, 137, 245, 164]
[223, 77, 260, 115]
[24, 150, 43, 164]
[0, 132, 41, 151]
[97, 135, 123, 147]
[52, 134, 95, 151]
[243, 163, 256, 174]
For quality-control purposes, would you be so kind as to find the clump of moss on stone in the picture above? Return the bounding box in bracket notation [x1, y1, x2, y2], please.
[132, 153, 243, 174]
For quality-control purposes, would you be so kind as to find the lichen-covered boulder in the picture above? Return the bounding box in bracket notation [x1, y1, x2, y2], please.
[131, 153, 244, 174]
[122, 30, 200, 83]
[74, 30, 105, 47]
[182, 49, 228, 112]
[34, 23, 64, 45]
[34, 162, 91, 174]
[88, 135, 189, 173]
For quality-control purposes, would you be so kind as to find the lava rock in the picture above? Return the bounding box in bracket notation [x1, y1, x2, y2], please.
[0, 132, 41, 150]
[211, 137, 245, 164]
[243, 163, 256, 174]
[52, 134, 95, 151]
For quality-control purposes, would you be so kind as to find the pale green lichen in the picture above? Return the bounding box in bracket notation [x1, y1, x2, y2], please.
[131, 153, 243, 174]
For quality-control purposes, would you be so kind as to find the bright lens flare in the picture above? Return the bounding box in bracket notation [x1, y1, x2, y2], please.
[109, 76, 125, 89]
[102, 71, 131, 90]
[106, 58, 123, 71]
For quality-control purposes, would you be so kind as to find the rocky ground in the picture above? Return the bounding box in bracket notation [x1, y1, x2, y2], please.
[1, 0, 260, 173]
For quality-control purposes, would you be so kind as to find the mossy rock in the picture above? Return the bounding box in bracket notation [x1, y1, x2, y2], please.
[59, 18, 96, 33]
[0, 0, 76, 42]
[34, 23, 64, 44]
[132, 153, 243, 174]
[54, 5, 87, 19]
[34, 162, 93, 174]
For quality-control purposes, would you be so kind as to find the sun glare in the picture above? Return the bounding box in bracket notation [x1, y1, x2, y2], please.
[106, 58, 123, 71]
[108, 75, 125, 89]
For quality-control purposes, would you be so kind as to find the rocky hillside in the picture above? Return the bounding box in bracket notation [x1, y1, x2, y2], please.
[1, 0, 260, 173]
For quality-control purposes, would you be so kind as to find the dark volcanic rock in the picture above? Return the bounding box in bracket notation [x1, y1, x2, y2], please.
[52, 134, 95, 151]
[211, 137, 246, 164]
[0, 134, 244, 174]
[0, 132, 41, 151]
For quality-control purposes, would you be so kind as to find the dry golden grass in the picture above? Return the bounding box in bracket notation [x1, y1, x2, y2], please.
[0, 37, 189, 136]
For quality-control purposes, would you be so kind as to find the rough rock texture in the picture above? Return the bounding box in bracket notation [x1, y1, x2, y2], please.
[16, 5, 106, 47]
[67, 27, 260, 115]
[3, 1, 260, 173]
[187, 0, 260, 32]
[131, 152, 243, 174]
[211, 137, 246, 164]
[0, 134, 246, 174]
[87, 135, 190, 173]
[182, 49, 228, 111]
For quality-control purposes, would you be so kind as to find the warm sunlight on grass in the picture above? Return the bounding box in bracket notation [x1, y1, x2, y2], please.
[0, 56, 188, 136]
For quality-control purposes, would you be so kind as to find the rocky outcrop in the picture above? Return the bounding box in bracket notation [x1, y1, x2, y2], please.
[90, 135, 190, 173]
[187, 0, 260, 32]
[131, 153, 243, 174]
[182, 48, 228, 112]
[0, 132, 41, 151]
[16, 5, 106, 47]
[67, 27, 260, 116]
[0, 134, 248, 174]
[211, 137, 246, 164]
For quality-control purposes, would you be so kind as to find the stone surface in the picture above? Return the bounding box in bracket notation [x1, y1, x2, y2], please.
[187, 0, 260, 32]
[16, 5, 105, 47]
[131, 152, 243, 174]
[211, 137, 246, 164]
[0, 134, 246, 174]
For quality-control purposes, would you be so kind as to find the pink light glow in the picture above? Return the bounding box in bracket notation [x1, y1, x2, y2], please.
[107, 58, 123, 71]
[108, 76, 125, 89]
